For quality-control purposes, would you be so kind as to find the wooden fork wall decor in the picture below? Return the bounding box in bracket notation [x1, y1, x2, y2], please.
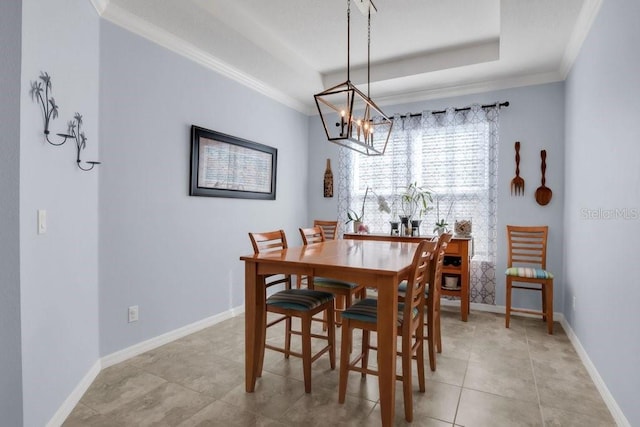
[510, 141, 525, 196]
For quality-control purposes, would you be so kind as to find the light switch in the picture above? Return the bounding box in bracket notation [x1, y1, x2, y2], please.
[37, 209, 47, 234]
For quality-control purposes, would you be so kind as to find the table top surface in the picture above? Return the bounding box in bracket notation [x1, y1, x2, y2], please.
[240, 239, 420, 275]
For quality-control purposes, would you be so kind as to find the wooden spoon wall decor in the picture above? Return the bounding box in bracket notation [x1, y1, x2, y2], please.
[535, 150, 552, 205]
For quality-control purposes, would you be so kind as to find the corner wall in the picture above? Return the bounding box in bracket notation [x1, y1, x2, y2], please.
[564, 1, 640, 424]
[19, 0, 101, 425]
[98, 21, 309, 355]
[308, 82, 566, 311]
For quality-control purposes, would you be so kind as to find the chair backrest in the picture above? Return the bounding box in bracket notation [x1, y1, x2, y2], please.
[249, 230, 288, 254]
[402, 240, 436, 333]
[313, 220, 338, 240]
[248, 230, 290, 290]
[506, 225, 548, 269]
[299, 226, 326, 245]
[432, 233, 453, 290]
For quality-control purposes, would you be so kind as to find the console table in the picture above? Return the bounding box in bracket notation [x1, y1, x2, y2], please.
[343, 233, 472, 321]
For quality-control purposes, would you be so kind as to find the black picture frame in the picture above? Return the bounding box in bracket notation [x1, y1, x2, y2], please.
[189, 126, 277, 200]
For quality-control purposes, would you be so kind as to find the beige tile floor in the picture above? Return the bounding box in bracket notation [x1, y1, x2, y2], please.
[63, 308, 616, 426]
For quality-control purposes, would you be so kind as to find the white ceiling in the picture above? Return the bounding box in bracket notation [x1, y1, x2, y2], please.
[93, 0, 602, 114]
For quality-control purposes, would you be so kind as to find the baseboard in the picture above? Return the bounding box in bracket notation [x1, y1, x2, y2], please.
[102, 305, 244, 368]
[441, 299, 565, 321]
[443, 300, 628, 425]
[49, 305, 244, 426]
[46, 360, 101, 427]
[560, 318, 631, 427]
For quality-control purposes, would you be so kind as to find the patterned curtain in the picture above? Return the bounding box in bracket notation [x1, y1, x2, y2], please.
[337, 104, 499, 304]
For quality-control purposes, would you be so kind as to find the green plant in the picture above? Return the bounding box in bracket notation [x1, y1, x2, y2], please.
[434, 199, 454, 232]
[400, 182, 433, 218]
[346, 187, 390, 224]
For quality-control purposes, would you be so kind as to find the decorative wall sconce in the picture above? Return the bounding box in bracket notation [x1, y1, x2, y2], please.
[29, 71, 101, 171]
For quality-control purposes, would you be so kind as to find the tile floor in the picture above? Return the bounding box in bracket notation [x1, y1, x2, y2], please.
[63, 308, 616, 426]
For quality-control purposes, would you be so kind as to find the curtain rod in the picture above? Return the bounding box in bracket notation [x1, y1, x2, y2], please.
[392, 101, 509, 120]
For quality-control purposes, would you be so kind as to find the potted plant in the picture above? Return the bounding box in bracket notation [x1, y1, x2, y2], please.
[346, 187, 390, 233]
[399, 182, 432, 234]
[433, 199, 454, 235]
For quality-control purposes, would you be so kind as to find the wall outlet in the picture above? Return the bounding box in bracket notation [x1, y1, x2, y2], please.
[128, 305, 139, 323]
[572, 296, 576, 310]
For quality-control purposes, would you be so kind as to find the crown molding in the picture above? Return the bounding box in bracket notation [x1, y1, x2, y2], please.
[559, 0, 604, 78]
[89, 0, 109, 15]
[92, 1, 308, 113]
[371, 71, 564, 110]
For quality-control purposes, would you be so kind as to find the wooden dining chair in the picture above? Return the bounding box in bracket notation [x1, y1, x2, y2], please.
[248, 230, 336, 392]
[398, 235, 447, 372]
[298, 226, 366, 326]
[505, 225, 554, 334]
[313, 219, 339, 240]
[338, 240, 434, 422]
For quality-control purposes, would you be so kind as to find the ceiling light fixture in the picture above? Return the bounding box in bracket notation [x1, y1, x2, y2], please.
[314, 0, 392, 156]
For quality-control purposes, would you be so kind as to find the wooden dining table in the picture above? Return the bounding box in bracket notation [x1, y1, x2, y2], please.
[240, 238, 420, 427]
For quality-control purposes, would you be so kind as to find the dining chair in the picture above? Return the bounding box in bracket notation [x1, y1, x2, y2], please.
[298, 226, 366, 327]
[397, 235, 449, 372]
[338, 239, 434, 422]
[248, 230, 336, 392]
[313, 219, 339, 240]
[505, 225, 554, 334]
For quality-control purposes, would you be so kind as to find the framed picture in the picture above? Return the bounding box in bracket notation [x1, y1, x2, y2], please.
[189, 126, 277, 199]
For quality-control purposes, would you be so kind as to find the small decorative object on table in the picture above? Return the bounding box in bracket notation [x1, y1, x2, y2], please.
[434, 198, 453, 236]
[454, 219, 472, 237]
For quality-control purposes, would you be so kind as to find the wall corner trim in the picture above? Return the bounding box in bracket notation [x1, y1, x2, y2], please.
[560, 317, 631, 427]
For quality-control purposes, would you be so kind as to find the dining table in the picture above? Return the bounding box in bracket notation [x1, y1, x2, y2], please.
[240, 238, 421, 427]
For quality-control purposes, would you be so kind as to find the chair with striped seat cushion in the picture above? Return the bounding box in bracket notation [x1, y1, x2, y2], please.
[338, 240, 435, 422]
[249, 230, 336, 393]
[505, 225, 555, 334]
[298, 226, 366, 326]
[398, 234, 450, 372]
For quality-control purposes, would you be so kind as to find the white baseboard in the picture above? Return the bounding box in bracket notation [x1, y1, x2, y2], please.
[46, 360, 101, 427]
[49, 305, 244, 426]
[441, 299, 565, 321]
[560, 317, 631, 427]
[102, 305, 244, 368]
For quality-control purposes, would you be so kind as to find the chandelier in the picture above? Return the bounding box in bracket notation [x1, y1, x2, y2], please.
[313, 0, 392, 156]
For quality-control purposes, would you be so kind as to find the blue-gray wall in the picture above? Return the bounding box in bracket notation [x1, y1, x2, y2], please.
[308, 83, 566, 313]
[19, 0, 101, 425]
[0, 0, 24, 425]
[565, 0, 640, 425]
[98, 21, 309, 355]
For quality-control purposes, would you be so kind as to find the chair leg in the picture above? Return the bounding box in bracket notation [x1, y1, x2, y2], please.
[505, 278, 512, 329]
[435, 303, 442, 353]
[402, 331, 413, 422]
[327, 304, 336, 369]
[416, 324, 425, 393]
[541, 285, 547, 321]
[361, 330, 370, 378]
[338, 320, 351, 403]
[546, 281, 554, 335]
[301, 314, 312, 393]
[426, 301, 436, 372]
[284, 316, 292, 359]
[257, 311, 267, 377]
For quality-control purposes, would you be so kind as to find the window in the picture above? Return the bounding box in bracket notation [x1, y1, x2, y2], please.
[338, 105, 499, 304]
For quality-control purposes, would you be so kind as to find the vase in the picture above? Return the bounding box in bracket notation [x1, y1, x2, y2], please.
[389, 221, 400, 236]
[353, 220, 362, 233]
[323, 159, 333, 198]
[410, 219, 422, 236]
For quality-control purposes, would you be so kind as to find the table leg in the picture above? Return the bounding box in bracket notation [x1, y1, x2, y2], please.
[376, 280, 397, 426]
[244, 262, 263, 392]
[461, 281, 469, 322]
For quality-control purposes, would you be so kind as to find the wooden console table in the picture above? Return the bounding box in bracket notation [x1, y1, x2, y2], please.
[343, 233, 472, 321]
